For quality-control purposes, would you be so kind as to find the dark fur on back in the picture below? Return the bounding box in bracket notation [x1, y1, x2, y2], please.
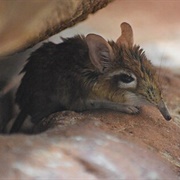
[16, 35, 99, 122]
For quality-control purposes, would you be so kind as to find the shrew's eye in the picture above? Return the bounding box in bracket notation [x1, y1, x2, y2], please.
[110, 70, 137, 89]
[119, 74, 134, 83]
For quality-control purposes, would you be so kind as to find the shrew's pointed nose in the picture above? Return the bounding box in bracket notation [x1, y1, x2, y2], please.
[157, 100, 171, 121]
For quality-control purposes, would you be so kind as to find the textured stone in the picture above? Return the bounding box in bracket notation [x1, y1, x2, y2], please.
[0, 125, 177, 179]
[0, 0, 113, 56]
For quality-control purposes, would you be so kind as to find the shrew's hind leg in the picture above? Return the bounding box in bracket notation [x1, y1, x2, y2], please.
[10, 110, 27, 134]
[30, 102, 65, 124]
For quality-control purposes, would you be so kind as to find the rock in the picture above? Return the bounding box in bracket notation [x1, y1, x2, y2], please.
[0, 0, 113, 56]
[0, 124, 177, 179]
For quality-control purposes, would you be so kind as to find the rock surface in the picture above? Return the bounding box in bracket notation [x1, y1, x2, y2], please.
[0, 68, 179, 179]
[0, 0, 113, 56]
[0, 120, 178, 179]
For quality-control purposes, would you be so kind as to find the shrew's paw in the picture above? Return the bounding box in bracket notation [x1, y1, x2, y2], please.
[122, 105, 140, 114]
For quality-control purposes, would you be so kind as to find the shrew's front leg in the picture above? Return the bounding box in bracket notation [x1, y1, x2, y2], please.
[84, 99, 140, 114]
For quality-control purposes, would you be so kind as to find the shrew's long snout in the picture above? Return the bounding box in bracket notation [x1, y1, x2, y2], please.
[157, 100, 171, 121]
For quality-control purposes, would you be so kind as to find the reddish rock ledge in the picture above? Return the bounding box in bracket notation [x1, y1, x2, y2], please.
[0, 68, 179, 179]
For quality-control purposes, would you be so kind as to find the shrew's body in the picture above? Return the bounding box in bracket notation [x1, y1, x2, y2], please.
[10, 22, 171, 133]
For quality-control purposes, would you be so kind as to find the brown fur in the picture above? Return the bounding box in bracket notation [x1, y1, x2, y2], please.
[10, 22, 171, 134]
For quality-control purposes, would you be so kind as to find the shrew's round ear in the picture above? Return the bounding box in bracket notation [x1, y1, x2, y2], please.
[116, 22, 134, 48]
[86, 34, 114, 73]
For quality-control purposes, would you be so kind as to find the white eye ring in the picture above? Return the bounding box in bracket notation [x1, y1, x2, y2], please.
[108, 69, 137, 89]
[118, 72, 137, 89]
